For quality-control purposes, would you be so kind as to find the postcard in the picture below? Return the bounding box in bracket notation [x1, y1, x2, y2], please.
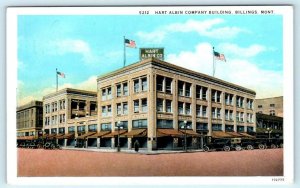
[6, 6, 293, 186]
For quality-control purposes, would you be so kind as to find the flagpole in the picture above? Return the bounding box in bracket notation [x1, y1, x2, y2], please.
[56, 68, 58, 92]
[212, 47, 215, 77]
[123, 36, 126, 67]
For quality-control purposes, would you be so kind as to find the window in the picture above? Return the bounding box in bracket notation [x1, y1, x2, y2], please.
[51, 128, 57, 134]
[156, 75, 164, 92]
[225, 125, 234, 132]
[270, 104, 275, 107]
[115, 121, 128, 129]
[107, 88, 112, 99]
[212, 124, 222, 131]
[247, 99, 253, 109]
[123, 83, 128, 96]
[216, 108, 221, 119]
[59, 127, 65, 134]
[178, 81, 184, 96]
[134, 79, 139, 93]
[196, 105, 201, 116]
[116, 84, 122, 97]
[88, 124, 97, 132]
[157, 119, 173, 129]
[107, 105, 112, 116]
[212, 107, 221, 119]
[166, 100, 172, 113]
[225, 110, 229, 120]
[237, 126, 245, 132]
[142, 77, 147, 91]
[134, 100, 139, 113]
[123, 102, 128, 115]
[132, 119, 147, 129]
[247, 113, 253, 123]
[157, 99, 163, 112]
[102, 106, 107, 117]
[117, 103, 122, 115]
[240, 112, 244, 122]
[45, 129, 50, 134]
[196, 86, 208, 100]
[185, 103, 191, 115]
[185, 83, 191, 97]
[202, 106, 207, 117]
[247, 126, 254, 133]
[77, 126, 85, 133]
[101, 123, 111, 131]
[270, 110, 275, 116]
[165, 78, 172, 94]
[196, 123, 208, 131]
[178, 102, 184, 114]
[178, 121, 192, 129]
[212, 90, 221, 103]
[225, 93, 233, 105]
[142, 99, 147, 112]
[102, 89, 107, 101]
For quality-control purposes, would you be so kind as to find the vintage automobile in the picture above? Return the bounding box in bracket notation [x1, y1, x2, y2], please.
[43, 141, 61, 150]
[203, 138, 242, 152]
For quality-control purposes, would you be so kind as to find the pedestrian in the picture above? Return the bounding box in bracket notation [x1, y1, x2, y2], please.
[134, 140, 140, 152]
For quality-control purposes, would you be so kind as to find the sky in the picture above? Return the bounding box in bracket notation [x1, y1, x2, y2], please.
[17, 14, 283, 106]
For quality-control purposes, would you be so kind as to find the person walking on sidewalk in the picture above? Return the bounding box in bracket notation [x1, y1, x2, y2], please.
[134, 140, 140, 152]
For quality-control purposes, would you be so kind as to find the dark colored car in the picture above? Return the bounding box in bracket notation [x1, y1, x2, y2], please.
[203, 138, 242, 152]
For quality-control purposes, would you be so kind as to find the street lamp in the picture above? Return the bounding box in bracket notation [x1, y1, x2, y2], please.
[266, 127, 272, 140]
[116, 121, 123, 152]
[181, 120, 190, 152]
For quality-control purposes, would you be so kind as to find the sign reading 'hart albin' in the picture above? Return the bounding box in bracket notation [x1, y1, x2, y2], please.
[140, 48, 164, 61]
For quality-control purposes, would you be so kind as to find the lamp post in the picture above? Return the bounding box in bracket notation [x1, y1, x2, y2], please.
[181, 120, 189, 152]
[267, 127, 272, 140]
[116, 121, 123, 152]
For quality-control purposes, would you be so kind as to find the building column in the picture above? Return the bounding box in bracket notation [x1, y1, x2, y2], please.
[111, 138, 115, 149]
[148, 72, 156, 151]
[64, 138, 67, 147]
[97, 137, 100, 149]
[128, 138, 132, 149]
[221, 91, 226, 131]
[207, 87, 212, 136]
[192, 83, 197, 131]
[173, 77, 178, 130]
[233, 95, 237, 132]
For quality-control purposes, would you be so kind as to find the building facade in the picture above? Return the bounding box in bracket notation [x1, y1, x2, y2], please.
[42, 88, 97, 146]
[16, 100, 43, 139]
[256, 113, 283, 139]
[96, 58, 256, 151]
[256, 96, 283, 117]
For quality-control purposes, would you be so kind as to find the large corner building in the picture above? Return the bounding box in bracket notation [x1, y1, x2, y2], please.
[97, 58, 256, 151]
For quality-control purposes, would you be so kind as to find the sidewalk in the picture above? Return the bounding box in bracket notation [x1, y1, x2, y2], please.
[62, 147, 204, 155]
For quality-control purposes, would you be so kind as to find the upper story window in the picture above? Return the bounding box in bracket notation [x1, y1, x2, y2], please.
[134, 100, 139, 113]
[212, 90, 221, 103]
[212, 107, 221, 119]
[134, 76, 147, 93]
[166, 100, 172, 113]
[123, 102, 128, 115]
[132, 119, 147, 129]
[225, 110, 233, 121]
[236, 96, 244, 108]
[178, 80, 191, 97]
[185, 83, 191, 97]
[142, 77, 148, 91]
[247, 99, 254, 109]
[101, 105, 112, 117]
[156, 75, 173, 94]
[157, 98, 163, 112]
[88, 124, 97, 132]
[225, 93, 234, 105]
[165, 78, 172, 94]
[270, 110, 275, 116]
[212, 124, 222, 131]
[196, 85, 208, 100]
[178, 102, 184, 114]
[68, 126, 75, 133]
[123, 83, 128, 96]
[116, 84, 122, 97]
[247, 113, 253, 123]
[77, 125, 86, 133]
[157, 75, 164, 92]
[101, 123, 112, 131]
[270, 104, 275, 107]
[142, 98, 147, 112]
[157, 119, 173, 129]
[258, 105, 263, 108]
[101, 87, 112, 101]
[117, 103, 122, 115]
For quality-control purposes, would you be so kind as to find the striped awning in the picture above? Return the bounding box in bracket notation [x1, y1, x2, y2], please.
[88, 131, 111, 138]
[239, 132, 256, 138]
[179, 129, 201, 137]
[54, 133, 64, 139]
[157, 129, 184, 137]
[102, 130, 127, 138]
[62, 133, 75, 139]
[226, 132, 243, 137]
[211, 131, 233, 138]
[122, 129, 147, 138]
[17, 136, 36, 140]
[77, 132, 97, 139]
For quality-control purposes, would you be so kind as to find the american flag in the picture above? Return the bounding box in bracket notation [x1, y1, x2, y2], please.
[57, 71, 65, 78]
[124, 38, 136, 48]
[213, 51, 226, 62]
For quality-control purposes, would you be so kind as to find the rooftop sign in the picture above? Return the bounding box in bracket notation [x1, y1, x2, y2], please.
[140, 48, 164, 61]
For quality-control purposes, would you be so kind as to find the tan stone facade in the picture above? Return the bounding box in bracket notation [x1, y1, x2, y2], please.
[17, 100, 43, 137]
[256, 96, 283, 117]
[42, 88, 97, 140]
[97, 58, 256, 151]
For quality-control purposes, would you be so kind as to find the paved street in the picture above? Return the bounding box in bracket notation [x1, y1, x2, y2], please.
[18, 148, 283, 177]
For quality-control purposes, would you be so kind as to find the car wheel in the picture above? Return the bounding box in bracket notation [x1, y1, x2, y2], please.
[235, 145, 242, 151]
[271, 144, 277, 149]
[203, 146, 209, 152]
[223, 146, 231, 151]
[258, 144, 265, 150]
[246, 145, 254, 150]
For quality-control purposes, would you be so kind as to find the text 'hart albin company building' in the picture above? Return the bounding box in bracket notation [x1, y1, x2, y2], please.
[43, 58, 256, 151]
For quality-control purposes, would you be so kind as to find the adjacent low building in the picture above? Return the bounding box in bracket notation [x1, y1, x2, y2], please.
[16, 100, 43, 139]
[42, 88, 97, 146]
[96, 57, 256, 151]
[256, 96, 283, 117]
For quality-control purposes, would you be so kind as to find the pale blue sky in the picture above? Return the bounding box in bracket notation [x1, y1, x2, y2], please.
[17, 15, 283, 105]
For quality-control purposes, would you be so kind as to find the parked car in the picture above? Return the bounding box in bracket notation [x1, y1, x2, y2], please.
[203, 138, 242, 152]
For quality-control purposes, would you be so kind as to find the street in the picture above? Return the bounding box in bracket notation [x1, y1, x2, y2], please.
[18, 148, 283, 176]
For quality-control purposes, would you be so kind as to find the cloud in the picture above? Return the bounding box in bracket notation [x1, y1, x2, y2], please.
[218, 43, 267, 58]
[137, 19, 246, 43]
[166, 43, 282, 99]
[48, 39, 99, 64]
[17, 76, 98, 107]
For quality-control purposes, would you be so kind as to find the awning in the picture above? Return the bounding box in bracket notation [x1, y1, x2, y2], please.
[17, 136, 35, 140]
[62, 133, 75, 139]
[179, 129, 201, 137]
[226, 132, 243, 137]
[239, 132, 256, 138]
[122, 129, 147, 138]
[41, 134, 49, 139]
[54, 133, 64, 139]
[102, 130, 127, 138]
[77, 132, 97, 139]
[88, 131, 111, 138]
[157, 129, 184, 137]
[211, 131, 233, 138]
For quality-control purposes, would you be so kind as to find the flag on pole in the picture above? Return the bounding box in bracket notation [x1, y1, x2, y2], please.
[57, 71, 65, 78]
[124, 38, 137, 48]
[213, 50, 226, 62]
